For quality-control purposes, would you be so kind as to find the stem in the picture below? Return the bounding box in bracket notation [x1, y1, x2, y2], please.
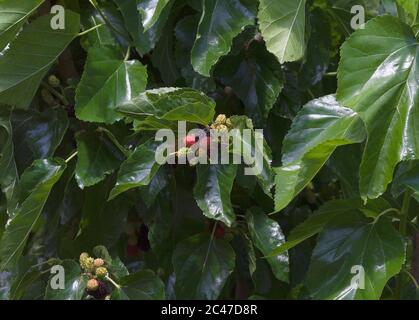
[88, 0, 129, 43]
[105, 275, 121, 290]
[395, 188, 413, 299]
[374, 208, 401, 221]
[124, 46, 131, 61]
[41, 82, 69, 106]
[65, 151, 78, 163]
[402, 269, 419, 289]
[324, 72, 337, 77]
[78, 24, 104, 37]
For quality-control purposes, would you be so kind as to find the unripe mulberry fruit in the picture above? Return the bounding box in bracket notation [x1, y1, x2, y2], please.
[91, 281, 108, 300]
[95, 267, 108, 278]
[215, 114, 227, 124]
[86, 278, 99, 292]
[225, 118, 232, 128]
[94, 258, 104, 268]
[216, 124, 229, 133]
[81, 257, 95, 272]
[183, 135, 197, 147]
[79, 252, 89, 264]
[48, 75, 61, 87]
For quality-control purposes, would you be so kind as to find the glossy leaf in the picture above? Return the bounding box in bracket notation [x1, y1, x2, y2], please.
[217, 41, 284, 126]
[191, 0, 255, 76]
[174, 14, 215, 91]
[258, 0, 306, 63]
[117, 87, 216, 126]
[306, 213, 406, 300]
[151, 20, 180, 86]
[75, 45, 148, 123]
[0, 106, 18, 201]
[392, 161, 419, 201]
[0, 10, 80, 108]
[116, 0, 174, 54]
[80, 6, 116, 49]
[337, 16, 419, 200]
[45, 260, 88, 300]
[172, 233, 235, 299]
[194, 164, 237, 227]
[75, 129, 126, 189]
[325, 0, 381, 36]
[269, 199, 391, 256]
[75, 181, 131, 249]
[0, 0, 44, 51]
[246, 208, 289, 283]
[109, 140, 161, 199]
[11, 108, 69, 159]
[229, 115, 276, 197]
[112, 270, 165, 300]
[274, 95, 366, 211]
[140, 0, 171, 31]
[0, 159, 66, 270]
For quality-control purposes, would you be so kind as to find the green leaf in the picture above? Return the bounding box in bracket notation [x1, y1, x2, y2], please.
[0, 10, 80, 108]
[112, 270, 165, 300]
[90, 0, 131, 48]
[45, 260, 88, 300]
[396, 0, 419, 25]
[0, 106, 18, 201]
[194, 164, 237, 227]
[11, 108, 69, 159]
[75, 45, 148, 123]
[151, 20, 181, 86]
[75, 129, 126, 189]
[191, 0, 255, 76]
[140, 0, 171, 31]
[80, 7, 117, 49]
[269, 199, 391, 256]
[109, 140, 161, 199]
[75, 181, 131, 250]
[246, 208, 289, 283]
[9, 257, 47, 300]
[258, 0, 306, 63]
[337, 16, 419, 200]
[117, 87, 216, 126]
[0, 0, 44, 51]
[217, 41, 284, 126]
[229, 115, 276, 197]
[274, 95, 366, 211]
[172, 233, 235, 299]
[299, 8, 331, 88]
[392, 161, 419, 202]
[174, 14, 216, 91]
[114, 0, 150, 54]
[306, 213, 406, 300]
[325, 0, 380, 36]
[0, 158, 66, 270]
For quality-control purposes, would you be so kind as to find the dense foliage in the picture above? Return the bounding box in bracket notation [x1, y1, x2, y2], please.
[0, 0, 418, 300]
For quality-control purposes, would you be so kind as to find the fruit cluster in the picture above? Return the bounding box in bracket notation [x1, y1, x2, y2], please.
[79, 252, 110, 300]
[210, 114, 232, 132]
[177, 114, 234, 165]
